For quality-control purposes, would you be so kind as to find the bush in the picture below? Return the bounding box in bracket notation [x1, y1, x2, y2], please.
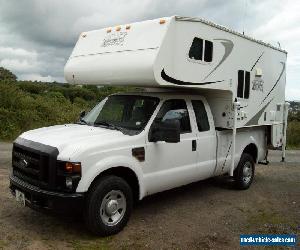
[0, 67, 17, 81]
[17, 81, 47, 94]
[0, 75, 131, 141]
[287, 121, 300, 149]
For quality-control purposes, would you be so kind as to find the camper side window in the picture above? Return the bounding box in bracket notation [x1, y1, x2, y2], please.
[237, 70, 250, 99]
[189, 37, 213, 62]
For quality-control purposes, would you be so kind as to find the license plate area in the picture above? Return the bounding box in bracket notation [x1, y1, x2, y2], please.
[15, 189, 26, 207]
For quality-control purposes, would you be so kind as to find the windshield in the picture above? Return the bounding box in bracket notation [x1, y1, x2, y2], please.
[81, 95, 160, 135]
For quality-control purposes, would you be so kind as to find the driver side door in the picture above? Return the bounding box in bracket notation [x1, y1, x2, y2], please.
[143, 99, 199, 195]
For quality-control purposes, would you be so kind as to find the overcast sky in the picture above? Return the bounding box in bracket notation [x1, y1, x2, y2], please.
[0, 0, 299, 100]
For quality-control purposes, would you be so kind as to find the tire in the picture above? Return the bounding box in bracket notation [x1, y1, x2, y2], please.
[84, 175, 133, 236]
[233, 153, 255, 190]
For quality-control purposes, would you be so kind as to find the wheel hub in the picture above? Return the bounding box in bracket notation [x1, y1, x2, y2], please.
[243, 162, 252, 184]
[100, 190, 126, 226]
[105, 199, 118, 216]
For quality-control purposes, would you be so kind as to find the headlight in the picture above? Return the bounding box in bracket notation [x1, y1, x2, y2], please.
[64, 162, 81, 174]
[56, 161, 82, 192]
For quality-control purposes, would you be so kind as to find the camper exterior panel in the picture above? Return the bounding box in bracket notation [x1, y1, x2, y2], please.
[64, 16, 287, 131]
[64, 17, 171, 86]
[65, 49, 158, 86]
[214, 126, 266, 175]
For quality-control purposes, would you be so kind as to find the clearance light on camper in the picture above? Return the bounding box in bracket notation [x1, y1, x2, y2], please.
[64, 162, 81, 174]
[159, 19, 166, 24]
[126, 25, 131, 30]
[116, 26, 121, 31]
[81, 33, 87, 38]
[107, 28, 112, 33]
[255, 68, 263, 77]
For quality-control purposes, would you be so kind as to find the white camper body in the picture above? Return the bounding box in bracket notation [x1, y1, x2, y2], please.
[65, 16, 287, 140]
[11, 16, 288, 236]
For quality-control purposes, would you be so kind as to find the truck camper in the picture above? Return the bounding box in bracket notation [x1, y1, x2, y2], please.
[10, 16, 288, 236]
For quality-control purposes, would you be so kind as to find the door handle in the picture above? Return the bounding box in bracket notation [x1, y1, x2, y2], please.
[192, 140, 197, 151]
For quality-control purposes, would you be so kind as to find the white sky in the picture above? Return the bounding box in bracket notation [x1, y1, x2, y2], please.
[0, 0, 299, 100]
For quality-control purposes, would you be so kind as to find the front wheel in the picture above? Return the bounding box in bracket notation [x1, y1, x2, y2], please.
[84, 175, 133, 236]
[234, 153, 255, 190]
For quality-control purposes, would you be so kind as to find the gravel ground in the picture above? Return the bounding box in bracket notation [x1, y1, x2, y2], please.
[0, 142, 299, 249]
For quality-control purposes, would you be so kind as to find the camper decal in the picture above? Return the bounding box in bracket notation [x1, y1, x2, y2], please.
[161, 68, 224, 86]
[250, 52, 264, 71]
[246, 98, 273, 126]
[203, 39, 234, 80]
[252, 78, 264, 92]
[101, 32, 128, 47]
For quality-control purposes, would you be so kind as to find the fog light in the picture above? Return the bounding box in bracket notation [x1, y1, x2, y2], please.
[66, 177, 73, 189]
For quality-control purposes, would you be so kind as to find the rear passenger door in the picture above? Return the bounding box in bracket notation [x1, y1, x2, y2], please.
[191, 99, 217, 178]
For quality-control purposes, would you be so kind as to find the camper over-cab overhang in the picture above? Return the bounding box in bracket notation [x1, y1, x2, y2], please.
[64, 16, 287, 131]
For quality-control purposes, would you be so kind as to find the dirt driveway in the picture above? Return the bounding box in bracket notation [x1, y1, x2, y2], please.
[0, 142, 299, 249]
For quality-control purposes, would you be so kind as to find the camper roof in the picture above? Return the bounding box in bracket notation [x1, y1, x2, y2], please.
[175, 16, 287, 54]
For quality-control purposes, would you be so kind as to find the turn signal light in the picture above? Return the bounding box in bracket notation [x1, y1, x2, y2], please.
[65, 162, 81, 174]
[132, 147, 145, 162]
[159, 19, 166, 24]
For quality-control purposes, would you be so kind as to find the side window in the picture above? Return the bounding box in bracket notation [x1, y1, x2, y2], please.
[204, 40, 213, 62]
[189, 37, 213, 62]
[192, 100, 210, 132]
[156, 99, 191, 134]
[237, 70, 250, 99]
[189, 37, 203, 60]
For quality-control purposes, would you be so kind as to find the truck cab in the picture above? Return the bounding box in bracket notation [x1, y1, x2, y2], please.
[10, 91, 263, 236]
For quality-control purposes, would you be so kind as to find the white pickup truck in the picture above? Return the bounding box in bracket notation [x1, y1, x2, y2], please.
[10, 91, 266, 235]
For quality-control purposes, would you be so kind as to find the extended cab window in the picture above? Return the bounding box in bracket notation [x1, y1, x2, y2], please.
[155, 99, 191, 133]
[191, 100, 210, 132]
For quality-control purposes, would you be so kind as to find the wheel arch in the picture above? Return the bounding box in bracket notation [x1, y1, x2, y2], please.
[87, 166, 140, 203]
[242, 143, 258, 163]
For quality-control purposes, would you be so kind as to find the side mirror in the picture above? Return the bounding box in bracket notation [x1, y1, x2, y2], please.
[149, 119, 180, 143]
[79, 110, 86, 118]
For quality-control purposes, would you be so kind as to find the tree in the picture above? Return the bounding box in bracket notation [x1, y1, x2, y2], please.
[0, 67, 17, 81]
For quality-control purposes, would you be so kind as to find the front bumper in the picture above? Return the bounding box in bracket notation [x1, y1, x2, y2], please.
[10, 175, 85, 214]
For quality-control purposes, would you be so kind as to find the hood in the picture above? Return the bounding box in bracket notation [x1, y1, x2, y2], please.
[19, 124, 128, 158]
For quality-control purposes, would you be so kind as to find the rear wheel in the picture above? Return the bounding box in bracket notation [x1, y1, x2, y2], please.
[234, 153, 255, 190]
[84, 175, 133, 236]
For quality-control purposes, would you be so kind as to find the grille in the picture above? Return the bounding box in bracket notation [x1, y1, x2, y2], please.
[12, 145, 49, 187]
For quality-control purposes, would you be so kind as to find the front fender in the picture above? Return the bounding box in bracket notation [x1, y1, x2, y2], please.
[76, 155, 145, 199]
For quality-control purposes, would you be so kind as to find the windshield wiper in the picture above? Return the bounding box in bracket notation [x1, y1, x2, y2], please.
[94, 121, 125, 134]
[77, 118, 88, 125]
